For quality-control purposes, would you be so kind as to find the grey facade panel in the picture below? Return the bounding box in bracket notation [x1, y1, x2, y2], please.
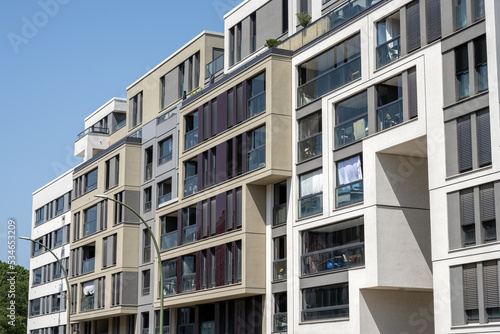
[256, 0, 283, 49]
[121, 272, 139, 306]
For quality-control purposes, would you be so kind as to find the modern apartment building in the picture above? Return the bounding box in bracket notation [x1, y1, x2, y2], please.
[29, 0, 500, 333]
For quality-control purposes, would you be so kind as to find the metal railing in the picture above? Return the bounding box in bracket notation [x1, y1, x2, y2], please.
[77, 126, 109, 140]
[144, 201, 152, 213]
[155, 326, 170, 334]
[185, 129, 198, 150]
[248, 146, 265, 171]
[302, 242, 364, 275]
[159, 153, 172, 165]
[158, 193, 172, 206]
[206, 54, 224, 78]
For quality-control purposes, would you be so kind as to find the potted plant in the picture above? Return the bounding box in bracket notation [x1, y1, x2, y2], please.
[296, 11, 312, 28]
[264, 38, 281, 48]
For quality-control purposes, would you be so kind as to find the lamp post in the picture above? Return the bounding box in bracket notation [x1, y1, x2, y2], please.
[94, 194, 165, 334]
[19, 236, 71, 334]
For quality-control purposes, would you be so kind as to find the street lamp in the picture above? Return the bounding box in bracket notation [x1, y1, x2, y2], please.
[19, 236, 71, 334]
[95, 194, 165, 334]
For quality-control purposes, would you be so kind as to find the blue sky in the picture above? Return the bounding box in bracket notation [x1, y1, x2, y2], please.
[0, 0, 241, 268]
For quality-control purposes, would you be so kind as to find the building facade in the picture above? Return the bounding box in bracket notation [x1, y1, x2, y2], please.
[29, 0, 500, 333]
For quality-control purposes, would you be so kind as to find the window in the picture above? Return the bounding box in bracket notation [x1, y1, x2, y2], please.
[298, 169, 323, 218]
[226, 243, 233, 285]
[210, 198, 216, 235]
[457, 109, 491, 173]
[406, 0, 421, 53]
[162, 259, 177, 295]
[229, 27, 235, 66]
[302, 283, 349, 321]
[298, 112, 322, 162]
[248, 73, 266, 118]
[182, 255, 196, 292]
[376, 12, 401, 68]
[274, 182, 287, 226]
[335, 91, 367, 148]
[475, 35, 488, 92]
[426, 0, 442, 42]
[209, 248, 216, 288]
[185, 111, 198, 150]
[141, 312, 150, 332]
[201, 250, 208, 289]
[236, 84, 243, 123]
[299, 0, 308, 13]
[336, 155, 363, 208]
[142, 270, 150, 295]
[161, 214, 178, 250]
[54, 228, 63, 248]
[84, 206, 97, 236]
[227, 138, 233, 179]
[480, 183, 496, 242]
[81, 281, 95, 311]
[158, 178, 172, 205]
[33, 237, 44, 256]
[145, 147, 153, 181]
[129, 92, 143, 129]
[456, 44, 469, 99]
[84, 169, 98, 193]
[30, 298, 41, 316]
[74, 212, 80, 241]
[236, 23, 242, 63]
[144, 187, 152, 212]
[227, 89, 234, 128]
[143, 229, 151, 263]
[474, 0, 485, 21]
[33, 268, 42, 286]
[159, 137, 173, 165]
[35, 207, 45, 225]
[55, 196, 64, 216]
[114, 192, 123, 225]
[273, 236, 286, 281]
[203, 103, 209, 140]
[274, 292, 287, 332]
[226, 190, 233, 231]
[298, 34, 361, 107]
[282, 0, 288, 33]
[247, 126, 266, 171]
[155, 309, 170, 334]
[250, 12, 256, 53]
[184, 160, 198, 196]
[235, 187, 242, 229]
[53, 260, 62, 279]
[235, 240, 242, 283]
[52, 293, 63, 312]
[182, 206, 197, 244]
[105, 155, 119, 190]
[211, 99, 217, 136]
[201, 148, 216, 188]
[377, 75, 403, 130]
[82, 245, 96, 274]
[456, 0, 467, 30]
[302, 217, 364, 275]
[178, 307, 195, 334]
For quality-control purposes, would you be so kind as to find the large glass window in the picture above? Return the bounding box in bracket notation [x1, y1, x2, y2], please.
[162, 259, 177, 295]
[56, 196, 64, 216]
[129, 92, 143, 129]
[159, 137, 173, 165]
[302, 217, 364, 275]
[85, 169, 98, 193]
[456, 0, 467, 30]
[248, 73, 266, 118]
[302, 283, 349, 321]
[158, 178, 172, 205]
[377, 75, 403, 130]
[182, 255, 196, 292]
[274, 181, 287, 226]
[248, 126, 266, 171]
[81, 281, 95, 311]
[184, 160, 198, 196]
[144, 187, 152, 213]
[298, 169, 323, 218]
[182, 206, 197, 244]
[161, 215, 178, 250]
[474, 0, 485, 21]
[33, 268, 42, 286]
[336, 155, 363, 208]
[274, 292, 287, 332]
[185, 111, 198, 150]
[335, 91, 367, 148]
[298, 112, 322, 162]
[376, 13, 401, 68]
[145, 147, 153, 181]
[273, 236, 287, 281]
[84, 206, 97, 236]
[298, 34, 361, 107]
[456, 44, 470, 99]
[475, 35, 488, 93]
[35, 207, 45, 225]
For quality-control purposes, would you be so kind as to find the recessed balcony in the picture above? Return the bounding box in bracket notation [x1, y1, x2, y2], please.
[74, 126, 110, 161]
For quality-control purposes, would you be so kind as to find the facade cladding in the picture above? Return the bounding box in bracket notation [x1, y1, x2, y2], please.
[27, 0, 500, 333]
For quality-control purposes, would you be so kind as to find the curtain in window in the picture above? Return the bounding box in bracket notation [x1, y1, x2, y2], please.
[300, 169, 322, 197]
[338, 155, 362, 185]
[83, 282, 95, 296]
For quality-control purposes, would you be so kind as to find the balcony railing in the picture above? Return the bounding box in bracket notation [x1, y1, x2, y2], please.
[163, 277, 177, 295]
[248, 146, 265, 171]
[336, 180, 363, 208]
[184, 175, 198, 196]
[159, 152, 172, 165]
[161, 231, 178, 250]
[82, 258, 95, 274]
[155, 326, 170, 334]
[273, 203, 287, 226]
[335, 115, 367, 149]
[248, 92, 266, 118]
[81, 295, 94, 311]
[145, 162, 152, 181]
[144, 201, 152, 213]
[158, 193, 172, 206]
[142, 286, 150, 295]
[273, 259, 287, 281]
[277, 0, 384, 53]
[377, 99, 403, 131]
[84, 220, 97, 236]
[376, 36, 400, 68]
[298, 193, 323, 219]
[302, 242, 364, 275]
[206, 54, 224, 78]
[77, 126, 109, 140]
[84, 182, 97, 193]
[297, 57, 361, 107]
[298, 133, 322, 162]
[274, 313, 288, 332]
[113, 119, 126, 131]
[185, 129, 198, 150]
[182, 225, 197, 244]
[182, 273, 196, 292]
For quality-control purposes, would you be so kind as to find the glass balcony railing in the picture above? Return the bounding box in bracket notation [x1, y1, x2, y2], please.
[159, 153, 172, 165]
[273, 259, 287, 281]
[206, 54, 224, 78]
[155, 326, 170, 334]
[302, 242, 364, 275]
[298, 193, 323, 219]
[298, 133, 322, 162]
[163, 277, 177, 295]
[377, 99, 403, 131]
[144, 201, 152, 212]
[129, 128, 142, 139]
[113, 119, 126, 131]
[182, 273, 196, 292]
[161, 231, 178, 250]
[274, 313, 288, 332]
[145, 163, 152, 181]
[158, 193, 172, 206]
[185, 129, 198, 150]
[182, 225, 197, 244]
[336, 180, 364, 208]
[82, 258, 95, 274]
[297, 57, 361, 107]
[248, 146, 265, 171]
[84, 220, 97, 236]
[376, 36, 400, 68]
[81, 296, 94, 311]
[335, 115, 368, 149]
[277, 0, 383, 52]
[77, 126, 109, 140]
[184, 175, 198, 196]
[273, 203, 287, 226]
[248, 93, 266, 118]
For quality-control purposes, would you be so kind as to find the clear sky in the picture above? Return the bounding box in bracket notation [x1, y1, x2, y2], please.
[0, 0, 242, 269]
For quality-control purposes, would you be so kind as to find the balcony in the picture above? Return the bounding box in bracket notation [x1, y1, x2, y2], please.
[185, 129, 198, 150]
[273, 259, 287, 281]
[182, 225, 197, 244]
[298, 133, 322, 162]
[273, 203, 287, 226]
[298, 193, 323, 219]
[302, 242, 364, 275]
[163, 277, 177, 295]
[84, 220, 97, 236]
[81, 295, 94, 311]
[145, 163, 153, 181]
[75, 126, 110, 161]
[336, 180, 363, 208]
[182, 273, 196, 292]
[161, 231, 178, 250]
[377, 99, 403, 131]
[335, 115, 367, 149]
[297, 57, 361, 108]
[206, 54, 224, 79]
[82, 258, 95, 274]
[158, 193, 172, 206]
[184, 175, 198, 196]
[77, 126, 109, 140]
[248, 92, 266, 118]
[376, 36, 400, 68]
[274, 313, 287, 332]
